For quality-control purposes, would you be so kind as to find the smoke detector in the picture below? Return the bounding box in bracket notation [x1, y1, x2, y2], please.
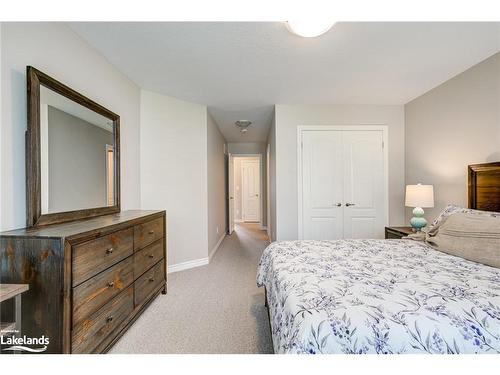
[235, 120, 252, 134]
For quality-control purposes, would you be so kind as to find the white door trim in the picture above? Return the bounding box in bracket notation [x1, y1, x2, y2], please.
[233, 154, 263, 228]
[297, 125, 389, 240]
[228, 153, 234, 234]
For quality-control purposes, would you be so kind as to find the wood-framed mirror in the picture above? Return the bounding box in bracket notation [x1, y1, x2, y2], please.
[26, 66, 121, 227]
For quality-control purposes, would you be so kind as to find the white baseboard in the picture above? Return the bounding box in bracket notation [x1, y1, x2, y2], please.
[167, 257, 209, 274]
[209, 233, 226, 261]
[167, 234, 226, 274]
[234, 219, 243, 223]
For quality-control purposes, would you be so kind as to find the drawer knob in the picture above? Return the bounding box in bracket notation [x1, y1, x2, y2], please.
[148, 230, 155, 235]
[106, 316, 114, 323]
[107, 281, 115, 288]
[106, 248, 114, 255]
[148, 254, 154, 259]
[148, 278, 155, 283]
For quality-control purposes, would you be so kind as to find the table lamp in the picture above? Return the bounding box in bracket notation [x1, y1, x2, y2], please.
[405, 184, 434, 231]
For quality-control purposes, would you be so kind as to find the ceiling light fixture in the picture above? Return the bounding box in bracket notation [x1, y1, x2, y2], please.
[235, 120, 252, 134]
[286, 20, 335, 38]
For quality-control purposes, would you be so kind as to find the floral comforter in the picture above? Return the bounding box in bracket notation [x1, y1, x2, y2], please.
[256, 239, 500, 354]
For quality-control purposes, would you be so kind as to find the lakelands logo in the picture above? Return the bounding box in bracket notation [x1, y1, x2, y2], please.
[1, 333, 49, 353]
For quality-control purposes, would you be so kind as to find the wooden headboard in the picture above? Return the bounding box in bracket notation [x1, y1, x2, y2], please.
[468, 162, 500, 212]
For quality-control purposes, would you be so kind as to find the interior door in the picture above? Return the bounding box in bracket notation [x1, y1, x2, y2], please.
[342, 130, 385, 239]
[228, 154, 235, 234]
[301, 131, 343, 240]
[242, 159, 260, 222]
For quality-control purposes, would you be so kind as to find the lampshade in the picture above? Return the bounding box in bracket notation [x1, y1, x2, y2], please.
[405, 184, 434, 208]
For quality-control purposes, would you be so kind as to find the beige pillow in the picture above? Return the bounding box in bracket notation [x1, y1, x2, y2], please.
[427, 204, 500, 235]
[426, 212, 500, 268]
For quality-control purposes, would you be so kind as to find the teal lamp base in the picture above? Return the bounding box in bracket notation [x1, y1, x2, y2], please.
[410, 207, 427, 231]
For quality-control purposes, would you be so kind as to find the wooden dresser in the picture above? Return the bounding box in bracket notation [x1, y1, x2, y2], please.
[0, 210, 166, 353]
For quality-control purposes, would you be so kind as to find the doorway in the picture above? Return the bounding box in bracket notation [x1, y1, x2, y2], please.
[228, 154, 262, 234]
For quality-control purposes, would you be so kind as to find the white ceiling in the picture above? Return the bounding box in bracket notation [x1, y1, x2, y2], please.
[69, 22, 500, 142]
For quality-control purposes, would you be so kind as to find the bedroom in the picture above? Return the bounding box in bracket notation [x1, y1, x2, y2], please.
[1, 0, 499, 373]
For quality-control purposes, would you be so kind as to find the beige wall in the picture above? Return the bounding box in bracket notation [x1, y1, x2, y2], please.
[228, 142, 266, 155]
[47, 107, 113, 212]
[1, 22, 141, 231]
[0, 24, 3, 230]
[405, 52, 500, 221]
[140, 89, 208, 268]
[207, 113, 227, 257]
[274, 104, 406, 240]
[267, 114, 277, 241]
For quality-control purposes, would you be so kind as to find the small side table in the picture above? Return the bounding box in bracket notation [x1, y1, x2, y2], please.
[385, 226, 414, 239]
[0, 284, 29, 339]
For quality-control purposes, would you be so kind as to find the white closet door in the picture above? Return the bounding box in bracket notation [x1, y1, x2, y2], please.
[301, 131, 343, 240]
[342, 130, 385, 239]
[242, 159, 260, 222]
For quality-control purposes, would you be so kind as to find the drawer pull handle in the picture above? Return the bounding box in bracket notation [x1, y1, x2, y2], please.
[148, 230, 155, 235]
[106, 316, 114, 323]
[148, 278, 155, 283]
[148, 254, 154, 259]
[106, 248, 114, 255]
[107, 281, 114, 288]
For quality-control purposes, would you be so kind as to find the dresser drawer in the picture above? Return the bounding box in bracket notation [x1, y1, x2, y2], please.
[73, 257, 134, 326]
[134, 239, 164, 279]
[72, 228, 134, 286]
[72, 286, 133, 354]
[134, 217, 164, 251]
[134, 260, 165, 306]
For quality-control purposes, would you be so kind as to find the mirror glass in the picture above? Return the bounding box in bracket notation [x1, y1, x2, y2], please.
[40, 85, 116, 214]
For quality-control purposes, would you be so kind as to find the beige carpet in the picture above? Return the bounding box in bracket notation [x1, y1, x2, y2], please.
[110, 223, 273, 354]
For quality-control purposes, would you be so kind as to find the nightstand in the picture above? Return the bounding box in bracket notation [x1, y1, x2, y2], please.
[0, 284, 29, 343]
[385, 226, 414, 239]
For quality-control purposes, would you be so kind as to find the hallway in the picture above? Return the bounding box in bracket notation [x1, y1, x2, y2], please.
[110, 223, 273, 353]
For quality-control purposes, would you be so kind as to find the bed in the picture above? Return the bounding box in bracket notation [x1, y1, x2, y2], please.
[257, 162, 500, 354]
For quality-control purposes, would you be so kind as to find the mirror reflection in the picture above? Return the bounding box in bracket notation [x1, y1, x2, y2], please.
[40, 85, 116, 214]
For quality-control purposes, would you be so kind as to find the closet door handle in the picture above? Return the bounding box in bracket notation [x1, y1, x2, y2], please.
[345, 203, 355, 207]
[334, 203, 342, 207]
